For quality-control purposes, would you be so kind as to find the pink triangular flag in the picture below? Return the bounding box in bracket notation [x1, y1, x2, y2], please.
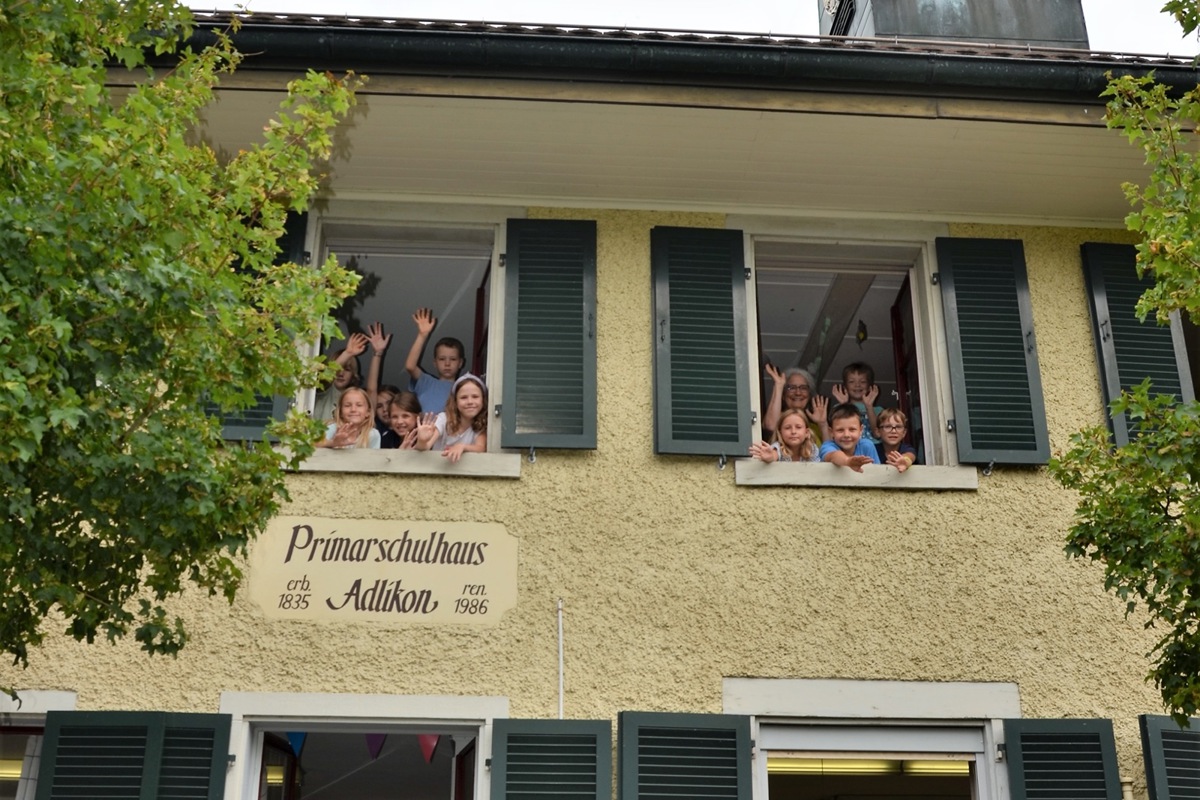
[418, 734, 439, 763]
[365, 733, 387, 761]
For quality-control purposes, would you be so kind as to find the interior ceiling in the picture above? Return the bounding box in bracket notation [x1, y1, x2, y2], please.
[194, 87, 1147, 223]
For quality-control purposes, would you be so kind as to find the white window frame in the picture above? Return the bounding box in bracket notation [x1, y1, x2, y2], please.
[723, 678, 1019, 800]
[292, 201, 525, 478]
[219, 691, 508, 800]
[0, 690, 77, 800]
[729, 215, 978, 490]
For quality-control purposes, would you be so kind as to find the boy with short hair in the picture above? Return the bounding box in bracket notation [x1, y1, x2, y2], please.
[832, 361, 884, 444]
[877, 407, 918, 473]
[819, 403, 880, 472]
[405, 307, 466, 414]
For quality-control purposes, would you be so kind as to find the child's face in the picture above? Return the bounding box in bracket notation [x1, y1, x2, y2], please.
[375, 391, 394, 424]
[338, 392, 371, 426]
[778, 415, 810, 450]
[831, 415, 863, 454]
[455, 382, 484, 421]
[434, 345, 464, 381]
[389, 407, 417, 435]
[843, 371, 869, 401]
[333, 366, 357, 390]
[784, 377, 811, 409]
[881, 418, 906, 448]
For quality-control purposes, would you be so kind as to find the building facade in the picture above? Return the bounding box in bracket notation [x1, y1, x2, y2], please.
[5, 13, 1200, 800]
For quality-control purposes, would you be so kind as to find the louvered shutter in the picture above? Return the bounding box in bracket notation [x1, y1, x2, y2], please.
[212, 212, 307, 440]
[1081, 243, 1193, 446]
[1141, 714, 1200, 800]
[937, 238, 1050, 464]
[617, 712, 751, 800]
[35, 711, 230, 800]
[1003, 719, 1120, 800]
[651, 227, 752, 456]
[501, 219, 597, 449]
[490, 719, 611, 800]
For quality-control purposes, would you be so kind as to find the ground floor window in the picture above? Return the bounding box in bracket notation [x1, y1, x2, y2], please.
[257, 728, 472, 800]
[0, 727, 41, 800]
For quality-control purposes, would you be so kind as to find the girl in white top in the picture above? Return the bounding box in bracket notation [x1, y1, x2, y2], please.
[315, 387, 382, 449]
[416, 374, 487, 463]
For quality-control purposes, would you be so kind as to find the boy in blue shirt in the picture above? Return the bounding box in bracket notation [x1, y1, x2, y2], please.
[404, 307, 466, 414]
[819, 403, 880, 472]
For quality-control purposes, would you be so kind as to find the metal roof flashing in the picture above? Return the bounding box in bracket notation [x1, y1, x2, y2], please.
[187, 12, 1200, 102]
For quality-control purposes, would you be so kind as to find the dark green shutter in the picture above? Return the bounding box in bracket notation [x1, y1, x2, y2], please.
[618, 712, 751, 800]
[502, 219, 597, 449]
[490, 719, 611, 800]
[36, 711, 231, 800]
[937, 238, 1050, 464]
[213, 211, 307, 440]
[1004, 719, 1120, 800]
[651, 227, 752, 456]
[1141, 714, 1200, 800]
[1082, 243, 1193, 446]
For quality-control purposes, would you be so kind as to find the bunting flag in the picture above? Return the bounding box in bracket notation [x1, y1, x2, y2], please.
[365, 733, 387, 760]
[418, 734, 440, 764]
[286, 732, 307, 757]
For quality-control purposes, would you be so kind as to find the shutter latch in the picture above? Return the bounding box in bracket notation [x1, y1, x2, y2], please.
[744, 266, 752, 280]
[499, 254, 506, 268]
[494, 404, 502, 417]
[996, 742, 1006, 762]
[931, 272, 940, 285]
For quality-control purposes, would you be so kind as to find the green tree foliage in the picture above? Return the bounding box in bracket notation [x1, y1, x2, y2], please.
[0, 0, 361, 667]
[1048, 5, 1200, 722]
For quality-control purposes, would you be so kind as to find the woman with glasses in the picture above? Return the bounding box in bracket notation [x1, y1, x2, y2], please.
[763, 363, 830, 445]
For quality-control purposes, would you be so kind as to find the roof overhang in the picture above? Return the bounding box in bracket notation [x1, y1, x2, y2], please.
[146, 17, 1200, 224]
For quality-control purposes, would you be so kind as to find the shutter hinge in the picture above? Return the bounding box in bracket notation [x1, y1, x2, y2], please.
[302, 250, 312, 266]
[996, 742, 1006, 762]
[499, 253, 507, 267]
[946, 419, 956, 432]
[931, 272, 940, 285]
[744, 266, 752, 280]
[751, 411, 758, 425]
[485, 757, 492, 769]
[494, 404, 502, 418]
[227, 754, 236, 768]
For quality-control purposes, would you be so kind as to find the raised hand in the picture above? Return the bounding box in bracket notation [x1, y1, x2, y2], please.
[344, 332, 368, 357]
[326, 421, 364, 449]
[412, 307, 437, 335]
[748, 441, 778, 463]
[865, 384, 880, 405]
[414, 412, 439, 450]
[809, 394, 828, 423]
[831, 383, 849, 404]
[367, 321, 391, 353]
[887, 450, 911, 473]
[442, 442, 467, 463]
[765, 362, 784, 386]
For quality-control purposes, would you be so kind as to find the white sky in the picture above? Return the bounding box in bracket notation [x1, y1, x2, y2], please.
[210, 0, 1199, 56]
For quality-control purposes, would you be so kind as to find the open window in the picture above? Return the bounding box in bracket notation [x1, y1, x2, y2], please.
[653, 227, 1049, 486]
[754, 241, 925, 460]
[319, 222, 496, 415]
[253, 728, 475, 800]
[289, 216, 597, 474]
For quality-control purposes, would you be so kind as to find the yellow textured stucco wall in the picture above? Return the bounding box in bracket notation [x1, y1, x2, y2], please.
[4, 213, 1163, 783]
